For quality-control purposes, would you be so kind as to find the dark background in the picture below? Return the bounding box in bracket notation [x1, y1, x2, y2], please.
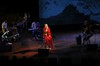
[0, 0, 39, 22]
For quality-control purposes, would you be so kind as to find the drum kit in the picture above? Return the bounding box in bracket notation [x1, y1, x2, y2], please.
[0, 30, 20, 44]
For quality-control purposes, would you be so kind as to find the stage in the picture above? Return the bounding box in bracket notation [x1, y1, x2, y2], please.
[0, 29, 100, 64]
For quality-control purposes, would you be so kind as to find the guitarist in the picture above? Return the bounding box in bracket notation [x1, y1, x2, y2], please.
[83, 20, 93, 44]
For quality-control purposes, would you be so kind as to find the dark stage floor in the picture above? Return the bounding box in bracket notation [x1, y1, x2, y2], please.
[0, 29, 100, 65]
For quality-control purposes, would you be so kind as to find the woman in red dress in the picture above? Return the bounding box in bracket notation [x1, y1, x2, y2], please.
[43, 24, 54, 49]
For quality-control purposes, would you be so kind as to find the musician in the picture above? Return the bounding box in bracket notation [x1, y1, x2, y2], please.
[1, 29, 13, 44]
[2, 21, 8, 33]
[16, 20, 23, 34]
[31, 21, 37, 37]
[36, 21, 40, 29]
[83, 20, 89, 31]
[11, 22, 18, 34]
[83, 20, 93, 44]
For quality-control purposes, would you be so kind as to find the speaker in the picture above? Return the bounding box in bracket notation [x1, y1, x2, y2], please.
[38, 49, 49, 57]
[86, 44, 98, 51]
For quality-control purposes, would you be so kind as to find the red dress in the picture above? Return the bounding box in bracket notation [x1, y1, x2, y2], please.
[43, 27, 54, 49]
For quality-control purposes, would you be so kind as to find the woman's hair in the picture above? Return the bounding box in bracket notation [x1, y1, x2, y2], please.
[44, 24, 48, 27]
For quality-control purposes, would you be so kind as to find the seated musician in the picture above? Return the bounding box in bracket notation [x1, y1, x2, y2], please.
[83, 20, 93, 44]
[1, 29, 13, 44]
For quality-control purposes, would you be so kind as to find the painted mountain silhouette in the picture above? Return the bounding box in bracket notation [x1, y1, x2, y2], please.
[40, 4, 90, 26]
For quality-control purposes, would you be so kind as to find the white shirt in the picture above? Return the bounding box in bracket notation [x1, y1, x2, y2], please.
[2, 21, 8, 29]
[31, 22, 37, 30]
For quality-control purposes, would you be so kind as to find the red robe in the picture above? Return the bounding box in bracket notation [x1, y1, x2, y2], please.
[43, 27, 54, 49]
